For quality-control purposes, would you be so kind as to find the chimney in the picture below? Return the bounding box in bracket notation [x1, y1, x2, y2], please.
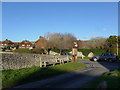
[39, 36, 43, 39]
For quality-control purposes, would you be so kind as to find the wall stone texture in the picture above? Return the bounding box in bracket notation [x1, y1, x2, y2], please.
[1, 53, 48, 70]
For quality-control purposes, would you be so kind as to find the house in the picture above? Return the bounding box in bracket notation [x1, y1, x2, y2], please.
[35, 36, 47, 49]
[0, 41, 2, 47]
[76, 40, 89, 49]
[0, 39, 14, 47]
[19, 40, 33, 49]
[77, 40, 88, 43]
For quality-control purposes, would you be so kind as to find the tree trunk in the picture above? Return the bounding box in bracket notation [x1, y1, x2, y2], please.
[60, 49, 62, 55]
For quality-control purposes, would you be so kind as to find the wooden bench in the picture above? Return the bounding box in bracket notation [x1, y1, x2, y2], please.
[39, 55, 72, 67]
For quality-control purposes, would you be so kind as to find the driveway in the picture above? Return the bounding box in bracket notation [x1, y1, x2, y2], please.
[14, 60, 120, 88]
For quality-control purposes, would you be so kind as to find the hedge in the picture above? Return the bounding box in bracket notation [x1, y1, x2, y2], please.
[77, 49, 106, 56]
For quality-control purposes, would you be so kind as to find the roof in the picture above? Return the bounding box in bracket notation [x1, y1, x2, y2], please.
[2, 39, 14, 44]
[77, 40, 89, 43]
[20, 40, 32, 44]
[35, 36, 47, 43]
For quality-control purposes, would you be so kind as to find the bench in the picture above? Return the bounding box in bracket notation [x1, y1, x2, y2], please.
[39, 55, 72, 67]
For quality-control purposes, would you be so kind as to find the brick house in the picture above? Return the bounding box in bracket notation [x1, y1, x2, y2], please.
[0, 39, 14, 47]
[77, 40, 89, 49]
[35, 36, 47, 49]
[19, 40, 33, 49]
[0, 41, 2, 47]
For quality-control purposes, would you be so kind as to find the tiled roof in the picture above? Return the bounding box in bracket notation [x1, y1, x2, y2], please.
[20, 40, 32, 44]
[2, 40, 14, 44]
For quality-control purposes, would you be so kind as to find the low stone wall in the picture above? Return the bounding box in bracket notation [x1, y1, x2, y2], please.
[1, 53, 43, 70]
[1, 53, 71, 70]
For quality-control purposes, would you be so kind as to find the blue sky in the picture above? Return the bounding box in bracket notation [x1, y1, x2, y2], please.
[2, 2, 118, 42]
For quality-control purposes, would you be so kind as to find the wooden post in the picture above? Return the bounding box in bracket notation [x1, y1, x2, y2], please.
[67, 55, 69, 62]
[72, 41, 78, 62]
[72, 47, 77, 62]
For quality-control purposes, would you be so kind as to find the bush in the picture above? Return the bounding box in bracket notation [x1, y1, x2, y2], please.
[62, 49, 72, 53]
[51, 48, 72, 54]
[51, 48, 60, 53]
[108, 48, 120, 56]
[14, 49, 32, 53]
[32, 48, 46, 54]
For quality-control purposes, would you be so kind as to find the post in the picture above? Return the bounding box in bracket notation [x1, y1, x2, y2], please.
[72, 42, 78, 62]
[82, 55, 84, 59]
[67, 55, 69, 62]
[116, 36, 118, 56]
[72, 54, 76, 62]
[39, 57, 42, 67]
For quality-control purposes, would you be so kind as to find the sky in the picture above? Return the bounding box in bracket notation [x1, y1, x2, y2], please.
[2, 2, 118, 42]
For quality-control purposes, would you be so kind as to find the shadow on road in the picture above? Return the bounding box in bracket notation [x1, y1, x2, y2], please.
[81, 59, 120, 71]
[3, 59, 120, 89]
[12, 66, 107, 88]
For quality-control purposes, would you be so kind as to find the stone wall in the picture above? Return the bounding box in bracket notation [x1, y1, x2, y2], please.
[1, 53, 53, 70]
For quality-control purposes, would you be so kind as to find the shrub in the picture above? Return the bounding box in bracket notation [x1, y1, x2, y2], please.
[62, 49, 72, 53]
[51, 48, 60, 53]
[51, 48, 72, 54]
[108, 47, 119, 54]
[32, 48, 46, 54]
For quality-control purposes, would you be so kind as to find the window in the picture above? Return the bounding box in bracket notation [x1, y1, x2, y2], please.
[22, 44, 25, 46]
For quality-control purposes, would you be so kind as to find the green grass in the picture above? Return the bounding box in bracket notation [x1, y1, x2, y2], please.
[77, 49, 106, 56]
[84, 69, 120, 88]
[13, 48, 32, 53]
[77, 56, 92, 60]
[2, 62, 86, 88]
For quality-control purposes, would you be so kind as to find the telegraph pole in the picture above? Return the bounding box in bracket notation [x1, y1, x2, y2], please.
[116, 36, 118, 56]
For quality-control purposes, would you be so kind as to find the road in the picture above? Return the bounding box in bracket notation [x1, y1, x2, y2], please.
[14, 60, 120, 88]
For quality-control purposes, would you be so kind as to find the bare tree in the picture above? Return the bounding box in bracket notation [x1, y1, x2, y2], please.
[78, 37, 107, 49]
[44, 32, 77, 54]
[90, 37, 107, 49]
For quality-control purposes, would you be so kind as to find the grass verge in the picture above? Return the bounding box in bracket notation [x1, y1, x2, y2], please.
[2, 62, 86, 88]
[84, 69, 120, 88]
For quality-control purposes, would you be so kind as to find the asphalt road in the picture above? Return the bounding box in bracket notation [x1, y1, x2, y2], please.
[14, 60, 120, 88]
